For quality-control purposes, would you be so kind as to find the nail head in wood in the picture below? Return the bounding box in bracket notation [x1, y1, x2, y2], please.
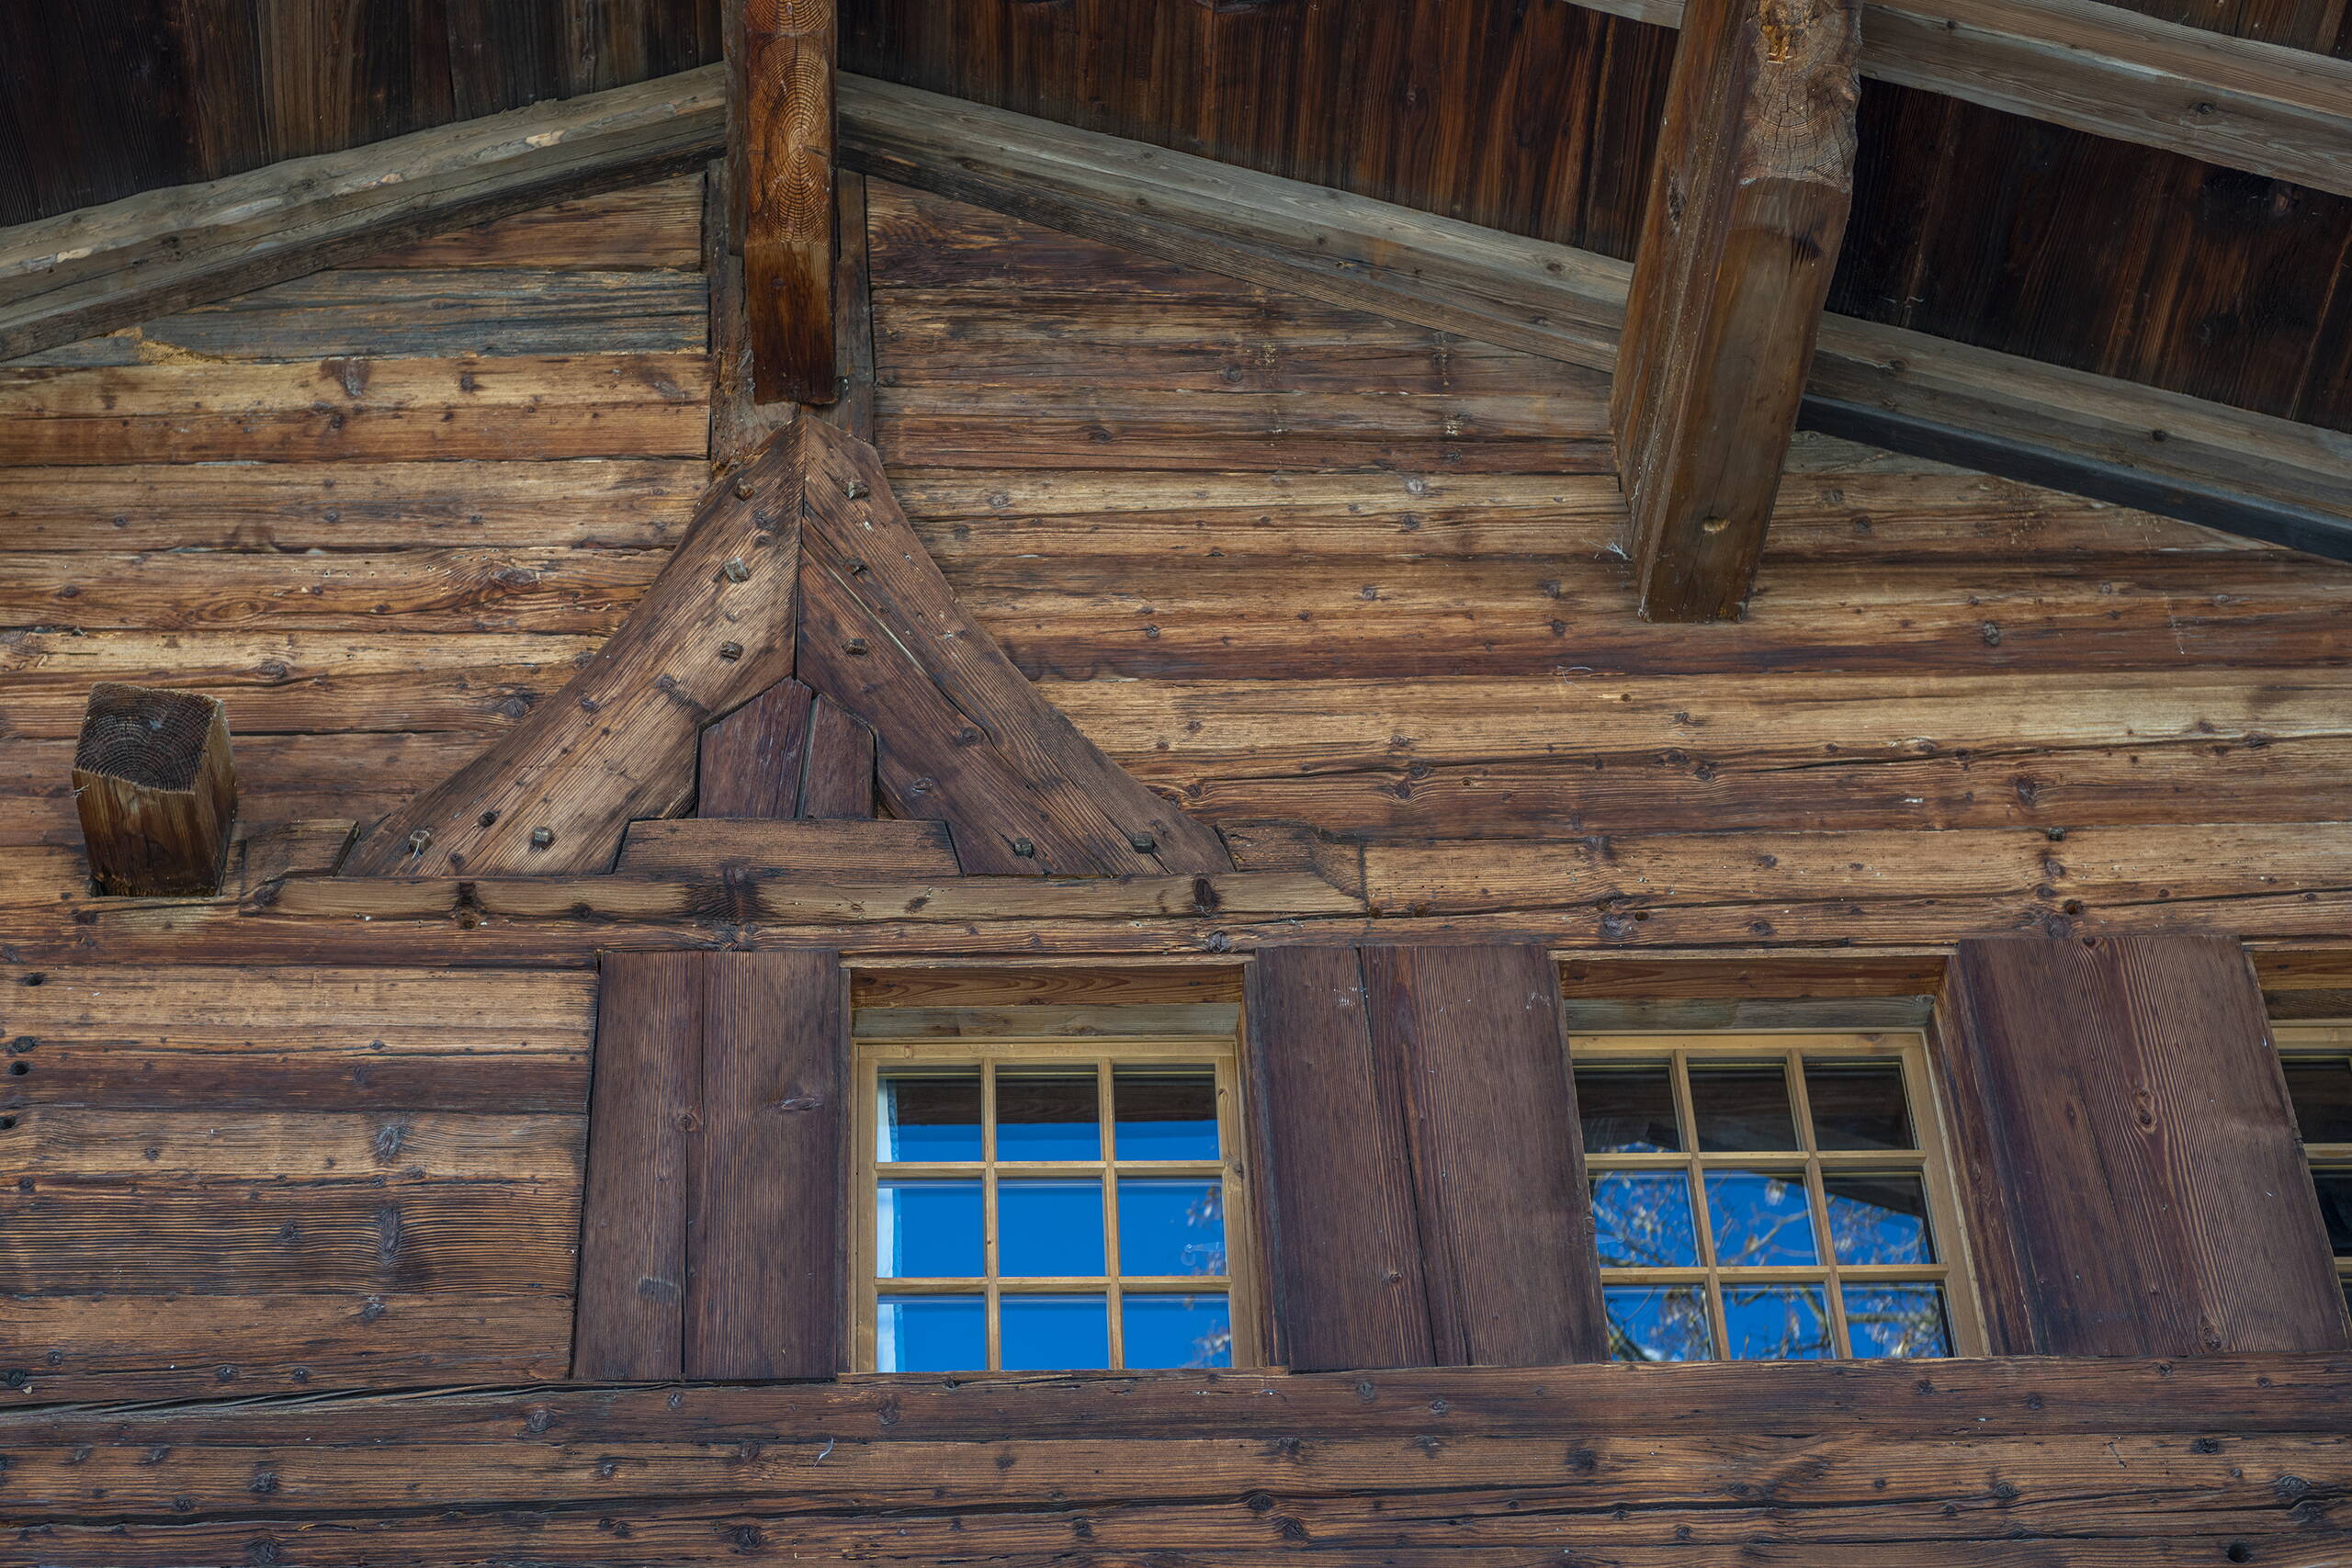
[72, 682, 238, 897]
[845, 479, 870, 500]
[1128, 831, 1158, 852]
[734, 478, 757, 500]
[529, 827, 555, 849]
[407, 829, 433, 854]
[843, 638, 868, 656]
[1012, 838, 1035, 857]
[723, 558, 752, 583]
[719, 641, 745, 660]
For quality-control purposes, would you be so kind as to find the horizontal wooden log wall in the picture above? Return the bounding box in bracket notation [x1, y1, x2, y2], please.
[7, 172, 2352, 961]
[1, 1357, 2347, 1564]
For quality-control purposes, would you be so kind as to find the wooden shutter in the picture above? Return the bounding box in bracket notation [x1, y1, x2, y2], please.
[1247, 942, 1606, 1371]
[575, 949, 847, 1380]
[1936, 933, 2351, 1356]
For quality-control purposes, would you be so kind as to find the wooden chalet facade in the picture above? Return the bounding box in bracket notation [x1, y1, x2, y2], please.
[4, 2, 2352, 1563]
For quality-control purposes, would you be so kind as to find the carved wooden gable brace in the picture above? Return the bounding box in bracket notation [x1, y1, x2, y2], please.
[337, 418, 1237, 884]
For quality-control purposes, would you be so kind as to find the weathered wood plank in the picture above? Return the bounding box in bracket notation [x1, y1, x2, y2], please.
[0, 354, 710, 466]
[0, 67, 726, 364]
[0, 458, 705, 551]
[1612, 0, 1858, 620]
[739, 0, 837, 405]
[354, 174, 704, 269]
[851, 965, 1243, 1010]
[0, 1292, 573, 1406]
[794, 418, 1235, 877]
[696, 676, 817, 818]
[339, 430, 803, 876]
[799, 694, 876, 818]
[620, 818, 958, 877]
[1935, 933, 2352, 1357]
[573, 951, 698, 1381]
[16, 268, 707, 367]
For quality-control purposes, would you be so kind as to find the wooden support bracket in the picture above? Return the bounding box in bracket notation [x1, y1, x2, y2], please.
[1612, 0, 1860, 623]
[72, 683, 239, 897]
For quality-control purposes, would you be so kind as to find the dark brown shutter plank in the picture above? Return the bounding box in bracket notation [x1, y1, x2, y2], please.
[1361, 943, 1606, 1366]
[573, 951, 700, 1380]
[685, 950, 848, 1379]
[1245, 944, 1433, 1372]
[1937, 933, 2350, 1356]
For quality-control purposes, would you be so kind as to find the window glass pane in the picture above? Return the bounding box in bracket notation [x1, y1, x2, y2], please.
[1001, 1294, 1108, 1370]
[1689, 1062, 1799, 1152]
[877, 1179, 983, 1277]
[878, 1071, 983, 1162]
[1122, 1293, 1232, 1368]
[998, 1179, 1105, 1276]
[1722, 1282, 1834, 1359]
[995, 1072, 1102, 1160]
[1114, 1071, 1220, 1160]
[876, 1295, 987, 1371]
[1589, 1170, 1701, 1268]
[1602, 1285, 1713, 1361]
[1575, 1064, 1682, 1153]
[1842, 1284, 1952, 1359]
[1703, 1168, 1819, 1266]
[2313, 1169, 2352, 1257]
[1823, 1172, 1936, 1266]
[1804, 1059, 1915, 1150]
[2283, 1057, 2352, 1145]
[1117, 1178, 1227, 1276]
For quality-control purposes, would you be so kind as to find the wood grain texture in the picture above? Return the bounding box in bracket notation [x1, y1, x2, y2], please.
[1613, 0, 1859, 621]
[1244, 943, 1434, 1372]
[1935, 933, 2352, 1356]
[836, 74, 2352, 541]
[799, 693, 876, 817]
[685, 949, 845, 1379]
[339, 428, 803, 876]
[696, 676, 817, 818]
[618, 817, 958, 876]
[1358, 942, 1608, 1366]
[71, 682, 238, 896]
[739, 0, 839, 405]
[572, 950, 698, 1380]
[794, 417, 1234, 877]
[3, 1356, 2347, 1561]
[0, 66, 727, 364]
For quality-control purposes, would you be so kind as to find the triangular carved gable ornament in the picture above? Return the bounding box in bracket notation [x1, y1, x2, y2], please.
[337, 420, 1239, 884]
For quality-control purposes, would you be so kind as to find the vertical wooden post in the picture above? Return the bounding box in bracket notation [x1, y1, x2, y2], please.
[737, 0, 837, 405]
[72, 683, 238, 897]
[1935, 933, 2352, 1356]
[1611, 0, 1860, 622]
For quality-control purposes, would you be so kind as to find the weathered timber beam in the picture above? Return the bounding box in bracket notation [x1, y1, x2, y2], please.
[338, 427, 805, 876]
[839, 74, 2352, 560]
[1575, 0, 2352, 200]
[793, 419, 1238, 877]
[0, 66, 726, 366]
[694, 677, 877, 818]
[735, 0, 838, 404]
[1614, 0, 1860, 621]
[72, 683, 238, 897]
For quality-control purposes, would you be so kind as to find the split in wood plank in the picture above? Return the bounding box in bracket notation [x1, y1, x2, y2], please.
[1613, 0, 1859, 621]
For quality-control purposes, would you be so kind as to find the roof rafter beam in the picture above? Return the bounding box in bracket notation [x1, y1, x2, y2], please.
[1584, 0, 2352, 200]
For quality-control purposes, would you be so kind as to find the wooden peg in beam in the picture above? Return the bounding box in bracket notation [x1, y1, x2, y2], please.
[73, 683, 239, 897]
[740, 0, 838, 405]
[1611, 0, 1860, 622]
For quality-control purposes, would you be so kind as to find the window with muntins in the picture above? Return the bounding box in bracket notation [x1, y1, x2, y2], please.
[2276, 1023, 2352, 1314]
[1573, 1032, 1983, 1362]
[854, 1034, 1253, 1372]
